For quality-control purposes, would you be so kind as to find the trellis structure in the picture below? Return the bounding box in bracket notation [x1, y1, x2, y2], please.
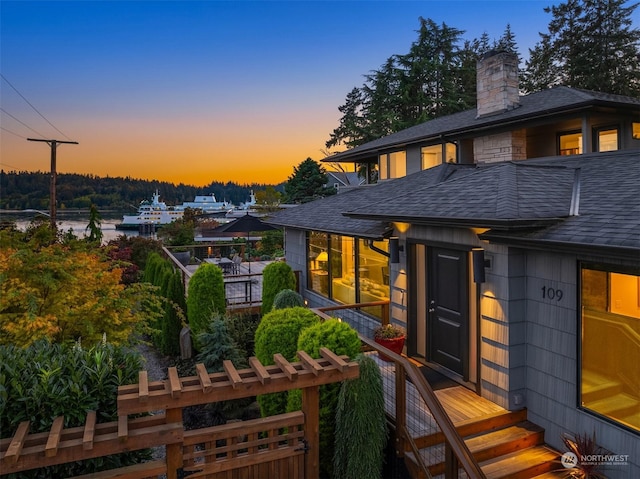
[0, 348, 359, 479]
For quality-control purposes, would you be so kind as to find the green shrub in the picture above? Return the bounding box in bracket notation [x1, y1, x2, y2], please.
[187, 264, 226, 342]
[272, 289, 305, 310]
[289, 319, 361, 477]
[261, 261, 296, 315]
[225, 312, 260, 359]
[160, 270, 186, 356]
[334, 354, 387, 479]
[142, 252, 163, 283]
[254, 307, 320, 417]
[196, 317, 246, 372]
[0, 339, 148, 477]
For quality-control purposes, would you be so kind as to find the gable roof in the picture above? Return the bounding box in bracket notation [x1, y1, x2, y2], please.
[323, 87, 640, 163]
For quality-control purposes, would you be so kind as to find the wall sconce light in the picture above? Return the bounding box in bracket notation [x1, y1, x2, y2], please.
[472, 248, 490, 283]
[389, 237, 403, 264]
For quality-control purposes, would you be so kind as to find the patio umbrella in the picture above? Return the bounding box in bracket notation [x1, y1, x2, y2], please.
[211, 213, 280, 273]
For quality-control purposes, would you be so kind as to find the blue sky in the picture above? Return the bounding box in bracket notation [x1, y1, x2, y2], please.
[1, 1, 635, 186]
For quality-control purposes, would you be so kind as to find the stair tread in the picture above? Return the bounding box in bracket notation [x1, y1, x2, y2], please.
[464, 420, 544, 450]
[479, 445, 560, 479]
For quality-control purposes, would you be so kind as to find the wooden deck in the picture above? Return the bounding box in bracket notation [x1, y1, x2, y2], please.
[372, 352, 505, 437]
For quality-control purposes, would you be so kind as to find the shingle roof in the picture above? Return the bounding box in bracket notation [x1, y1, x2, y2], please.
[323, 87, 640, 163]
[345, 161, 577, 226]
[266, 163, 474, 238]
[270, 150, 640, 254]
[482, 151, 640, 253]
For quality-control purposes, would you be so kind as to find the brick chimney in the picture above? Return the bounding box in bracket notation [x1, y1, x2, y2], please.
[476, 50, 519, 118]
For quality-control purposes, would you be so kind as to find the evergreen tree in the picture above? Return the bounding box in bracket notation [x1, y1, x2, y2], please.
[326, 87, 369, 150]
[523, 0, 640, 95]
[160, 270, 185, 356]
[84, 204, 103, 244]
[283, 158, 335, 204]
[186, 264, 225, 343]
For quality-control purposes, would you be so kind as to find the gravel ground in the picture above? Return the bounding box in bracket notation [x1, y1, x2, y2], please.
[136, 341, 173, 381]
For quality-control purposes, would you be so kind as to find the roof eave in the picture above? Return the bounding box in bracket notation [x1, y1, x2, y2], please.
[480, 231, 640, 263]
[322, 100, 630, 164]
[342, 213, 564, 230]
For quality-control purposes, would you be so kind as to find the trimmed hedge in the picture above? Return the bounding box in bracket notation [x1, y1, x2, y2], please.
[254, 307, 320, 417]
[261, 261, 296, 314]
[272, 289, 305, 310]
[187, 264, 226, 343]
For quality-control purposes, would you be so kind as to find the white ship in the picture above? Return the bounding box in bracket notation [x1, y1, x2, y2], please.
[116, 191, 234, 230]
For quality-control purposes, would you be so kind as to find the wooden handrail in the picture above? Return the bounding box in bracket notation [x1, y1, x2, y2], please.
[359, 336, 486, 479]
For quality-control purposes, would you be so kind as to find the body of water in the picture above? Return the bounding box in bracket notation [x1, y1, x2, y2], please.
[7, 214, 146, 244]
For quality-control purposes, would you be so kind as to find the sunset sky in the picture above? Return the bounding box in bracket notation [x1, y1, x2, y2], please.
[2, 1, 633, 187]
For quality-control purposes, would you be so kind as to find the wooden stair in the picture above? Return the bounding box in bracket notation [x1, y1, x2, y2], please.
[403, 409, 565, 479]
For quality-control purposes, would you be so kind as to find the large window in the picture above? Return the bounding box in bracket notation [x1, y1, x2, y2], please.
[306, 232, 389, 316]
[581, 264, 640, 432]
[379, 151, 406, 180]
[421, 143, 456, 170]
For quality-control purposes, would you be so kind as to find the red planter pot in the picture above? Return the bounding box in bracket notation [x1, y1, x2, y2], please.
[374, 336, 406, 362]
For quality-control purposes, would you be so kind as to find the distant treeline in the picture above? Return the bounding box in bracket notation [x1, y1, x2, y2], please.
[0, 171, 284, 211]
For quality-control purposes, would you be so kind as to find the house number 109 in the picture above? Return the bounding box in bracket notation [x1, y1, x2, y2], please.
[541, 286, 563, 301]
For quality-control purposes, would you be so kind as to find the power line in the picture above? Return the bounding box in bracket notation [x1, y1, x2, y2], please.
[0, 107, 49, 139]
[0, 73, 73, 141]
[0, 125, 27, 139]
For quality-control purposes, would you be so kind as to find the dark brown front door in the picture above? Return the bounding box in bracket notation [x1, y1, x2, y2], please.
[428, 247, 469, 380]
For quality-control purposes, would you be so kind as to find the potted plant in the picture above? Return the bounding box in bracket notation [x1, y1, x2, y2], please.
[373, 323, 406, 361]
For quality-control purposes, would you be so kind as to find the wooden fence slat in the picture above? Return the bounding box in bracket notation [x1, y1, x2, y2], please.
[297, 350, 322, 376]
[196, 363, 213, 392]
[249, 356, 271, 385]
[118, 415, 128, 441]
[82, 411, 96, 450]
[138, 370, 149, 401]
[273, 353, 298, 380]
[223, 360, 243, 389]
[168, 366, 182, 398]
[320, 347, 348, 371]
[4, 421, 29, 463]
[45, 416, 64, 457]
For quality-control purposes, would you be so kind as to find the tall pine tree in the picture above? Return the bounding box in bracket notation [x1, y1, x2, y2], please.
[523, 0, 640, 95]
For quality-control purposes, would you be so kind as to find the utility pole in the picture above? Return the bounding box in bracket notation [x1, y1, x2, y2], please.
[27, 138, 78, 230]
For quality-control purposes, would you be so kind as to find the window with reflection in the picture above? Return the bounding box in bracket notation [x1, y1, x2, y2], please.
[633, 123, 640, 140]
[357, 239, 390, 319]
[306, 232, 390, 315]
[596, 128, 618, 152]
[581, 264, 640, 432]
[307, 231, 329, 296]
[330, 235, 355, 304]
[559, 131, 582, 155]
[379, 151, 406, 180]
[421, 143, 456, 170]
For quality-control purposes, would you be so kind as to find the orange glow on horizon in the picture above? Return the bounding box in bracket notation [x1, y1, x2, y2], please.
[0, 113, 339, 186]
